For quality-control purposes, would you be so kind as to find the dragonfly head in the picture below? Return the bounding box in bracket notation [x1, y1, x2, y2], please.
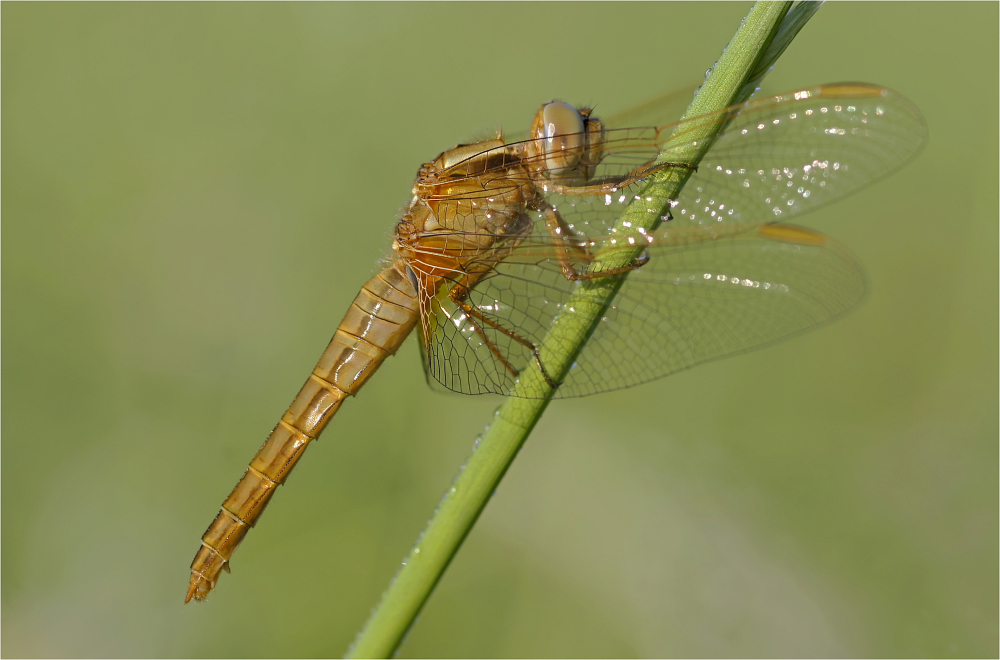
[528, 101, 606, 184]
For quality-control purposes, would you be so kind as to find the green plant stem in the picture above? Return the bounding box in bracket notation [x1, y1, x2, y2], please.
[347, 2, 808, 656]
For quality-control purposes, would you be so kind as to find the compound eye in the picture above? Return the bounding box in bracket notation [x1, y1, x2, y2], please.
[539, 102, 585, 176]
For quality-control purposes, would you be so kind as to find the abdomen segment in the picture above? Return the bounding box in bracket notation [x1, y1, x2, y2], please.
[186, 264, 418, 602]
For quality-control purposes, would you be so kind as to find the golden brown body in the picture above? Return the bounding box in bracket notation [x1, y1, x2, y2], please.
[187, 265, 419, 601]
[187, 130, 553, 601]
[187, 85, 926, 600]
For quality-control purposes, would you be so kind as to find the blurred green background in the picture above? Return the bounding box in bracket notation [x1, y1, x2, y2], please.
[3, 3, 997, 657]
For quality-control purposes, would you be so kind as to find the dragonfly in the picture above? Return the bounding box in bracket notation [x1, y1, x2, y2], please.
[186, 83, 926, 602]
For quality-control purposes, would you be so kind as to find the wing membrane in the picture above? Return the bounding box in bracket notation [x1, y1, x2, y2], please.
[417, 84, 925, 397]
[422, 225, 866, 397]
[432, 84, 926, 239]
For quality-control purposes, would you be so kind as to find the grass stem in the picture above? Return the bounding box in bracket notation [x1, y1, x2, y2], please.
[346, 3, 819, 656]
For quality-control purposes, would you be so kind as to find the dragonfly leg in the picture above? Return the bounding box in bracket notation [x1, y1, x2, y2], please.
[543, 161, 697, 197]
[448, 273, 559, 389]
[542, 206, 650, 282]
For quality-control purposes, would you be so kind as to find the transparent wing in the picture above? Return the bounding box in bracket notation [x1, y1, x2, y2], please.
[432, 84, 927, 240]
[599, 83, 700, 130]
[416, 83, 924, 397]
[421, 224, 867, 398]
[660, 83, 928, 230]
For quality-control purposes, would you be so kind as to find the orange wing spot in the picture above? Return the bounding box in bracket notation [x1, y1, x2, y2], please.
[758, 223, 827, 246]
[815, 83, 884, 99]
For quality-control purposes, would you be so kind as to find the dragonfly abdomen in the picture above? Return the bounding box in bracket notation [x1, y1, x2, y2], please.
[186, 264, 419, 602]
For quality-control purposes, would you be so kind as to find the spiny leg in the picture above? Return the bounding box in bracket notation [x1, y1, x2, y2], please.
[448, 271, 559, 389]
[541, 206, 650, 282]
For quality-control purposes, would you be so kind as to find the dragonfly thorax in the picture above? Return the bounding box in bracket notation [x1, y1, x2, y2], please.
[403, 139, 535, 238]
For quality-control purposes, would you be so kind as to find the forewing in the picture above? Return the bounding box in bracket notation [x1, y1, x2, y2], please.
[434, 84, 926, 242]
[599, 83, 700, 130]
[660, 84, 928, 229]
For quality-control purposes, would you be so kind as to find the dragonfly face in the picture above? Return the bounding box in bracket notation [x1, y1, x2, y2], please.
[526, 101, 607, 184]
[395, 100, 608, 264]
